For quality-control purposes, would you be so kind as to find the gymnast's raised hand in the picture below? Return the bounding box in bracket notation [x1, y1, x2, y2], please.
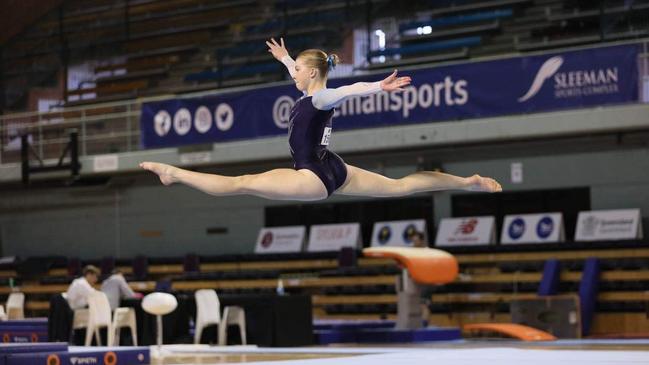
[141, 37, 501, 200]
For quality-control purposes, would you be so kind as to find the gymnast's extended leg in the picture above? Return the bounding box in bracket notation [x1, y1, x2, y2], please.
[140, 162, 328, 201]
[335, 164, 501, 197]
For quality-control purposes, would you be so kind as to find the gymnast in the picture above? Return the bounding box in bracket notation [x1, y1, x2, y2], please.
[140, 38, 502, 201]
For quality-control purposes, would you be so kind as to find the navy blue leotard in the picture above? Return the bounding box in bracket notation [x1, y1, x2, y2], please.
[288, 96, 347, 196]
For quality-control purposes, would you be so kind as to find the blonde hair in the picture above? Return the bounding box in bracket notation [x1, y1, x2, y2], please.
[297, 49, 340, 79]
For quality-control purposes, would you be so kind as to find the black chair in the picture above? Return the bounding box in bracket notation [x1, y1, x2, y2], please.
[100, 256, 116, 277]
[337, 247, 358, 267]
[154, 279, 173, 293]
[132, 255, 149, 281]
[183, 254, 200, 273]
[48, 293, 73, 343]
[67, 257, 82, 277]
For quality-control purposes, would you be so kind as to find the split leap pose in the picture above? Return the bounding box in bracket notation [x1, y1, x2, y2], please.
[140, 38, 502, 200]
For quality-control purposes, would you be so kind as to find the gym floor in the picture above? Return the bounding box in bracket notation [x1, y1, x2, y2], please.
[144, 340, 649, 364]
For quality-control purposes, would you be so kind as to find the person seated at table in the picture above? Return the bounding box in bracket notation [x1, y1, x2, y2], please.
[66, 265, 100, 310]
[409, 231, 428, 248]
[101, 269, 143, 310]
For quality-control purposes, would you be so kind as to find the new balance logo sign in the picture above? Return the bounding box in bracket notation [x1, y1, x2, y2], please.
[518, 56, 563, 102]
[454, 218, 478, 235]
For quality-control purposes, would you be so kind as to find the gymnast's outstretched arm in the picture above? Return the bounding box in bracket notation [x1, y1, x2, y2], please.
[312, 70, 411, 110]
[280, 55, 297, 78]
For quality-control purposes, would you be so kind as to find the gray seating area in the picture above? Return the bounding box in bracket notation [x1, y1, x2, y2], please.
[2, 240, 649, 327]
[1, 0, 648, 112]
[516, 0, 649, 51]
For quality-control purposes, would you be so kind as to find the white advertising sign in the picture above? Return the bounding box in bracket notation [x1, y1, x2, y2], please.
[435, 216, 496, 247]
[93, 154, 118, 172]
[501, 213, 565, 244]
[370, 219, 427, 247]
[254, 226, 305, 254]
[511, 162, 523, 184]
[308, 223, 361, 252]
[180, 151, 212, 165]
[575, 209, 643, 241]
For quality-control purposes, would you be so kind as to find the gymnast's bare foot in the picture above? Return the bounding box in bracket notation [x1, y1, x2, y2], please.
[466, 174, 502, 192]
[140, 162, 179, 186]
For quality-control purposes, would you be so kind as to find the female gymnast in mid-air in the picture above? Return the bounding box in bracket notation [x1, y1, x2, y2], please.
[140, 38, 502, 200]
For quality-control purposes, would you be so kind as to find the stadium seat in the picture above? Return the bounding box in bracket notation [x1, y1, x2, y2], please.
[194, 289, 222, 344]
[219, 306, 247, 346]
[6, 292, 25, 320]
[85, 291, 113, 346]
[111, 307, 138, 346]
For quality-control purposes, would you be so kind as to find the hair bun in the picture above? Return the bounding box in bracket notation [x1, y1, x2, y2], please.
[326, 54, 340, 71]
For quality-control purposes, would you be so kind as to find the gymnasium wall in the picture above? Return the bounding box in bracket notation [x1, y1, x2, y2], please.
[1, 145, 648, 258]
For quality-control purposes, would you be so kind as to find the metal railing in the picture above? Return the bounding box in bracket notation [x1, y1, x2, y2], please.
[1, 38, 648, 166]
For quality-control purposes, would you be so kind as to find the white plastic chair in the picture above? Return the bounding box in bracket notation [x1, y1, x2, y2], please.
[7, 292, 25, 320]
[72, 309, 89, 331]
[194, 289, 221, 344]
[0, 304, 7, 321]
[111, 307, 137, 346]
[219, 305, 247, 346]
[63, 292, 89, 342]
[85, 291, 113, 346]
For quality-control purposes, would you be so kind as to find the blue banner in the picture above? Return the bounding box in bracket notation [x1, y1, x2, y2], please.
[7, 348, 149, 365]
[140, 44, 639, 149]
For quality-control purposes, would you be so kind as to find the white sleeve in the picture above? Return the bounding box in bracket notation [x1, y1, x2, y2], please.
[280, 55, 297, 78]
[312, 81, 383, 110]
[80, 280, 96, 300]
[118, 276, 137, 298]
[67, 279, 95, 309]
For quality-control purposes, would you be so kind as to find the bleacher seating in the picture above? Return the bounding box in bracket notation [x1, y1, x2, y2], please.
[2, 0, 648, 112]
[2, 240, 649, 336]
[1, 1, 649, 335]
[369, 36, 483, 58]
[364, 0, 536, 69]
[2, 0, 260, 109]
[516, 0, 649, 51]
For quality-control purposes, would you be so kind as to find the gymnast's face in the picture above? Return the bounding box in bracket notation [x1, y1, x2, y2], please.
[293, 57, 317, 91]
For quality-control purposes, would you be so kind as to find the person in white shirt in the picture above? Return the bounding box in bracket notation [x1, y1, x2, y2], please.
[65, 265, 100, 310]
[101, 269, 141, 310]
